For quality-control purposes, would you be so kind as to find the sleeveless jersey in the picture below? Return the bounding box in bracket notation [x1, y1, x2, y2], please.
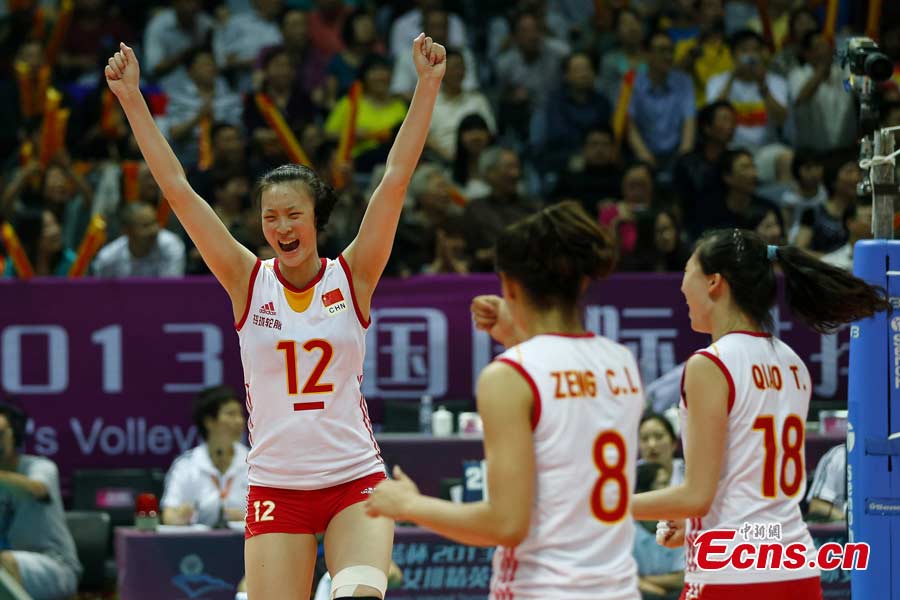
[236, 256, 384, 490]
[491, 333, 642, 600]
[680, 331, 819, 584]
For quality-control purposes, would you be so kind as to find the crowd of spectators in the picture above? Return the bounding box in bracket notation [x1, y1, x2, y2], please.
[2, 0, 900, 279]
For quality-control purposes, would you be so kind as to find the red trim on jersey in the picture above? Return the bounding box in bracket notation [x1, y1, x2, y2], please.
[725, 330, 772, 338]
[274, 257, 326, 292]
[680, 362, 688, 408]
[235, 259, 262, 331]
[358, 392, 384, 464]
[694, 350, 736, 414]
[337, 254, 371, 329]
[495, 358, 542, 430]
[539, 332, 596, 338]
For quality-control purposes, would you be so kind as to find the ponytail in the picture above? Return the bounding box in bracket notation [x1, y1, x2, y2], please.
[696, 229, 890, 334]
[776, 245, 891, 333]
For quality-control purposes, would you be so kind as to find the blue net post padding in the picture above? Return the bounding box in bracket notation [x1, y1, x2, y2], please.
[849, 240, 900, 599]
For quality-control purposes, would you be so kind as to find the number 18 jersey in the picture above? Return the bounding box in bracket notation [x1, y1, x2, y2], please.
[491, 333, 642, 600]
[236, 256, 383, 490]
[680, 331, 818, 585]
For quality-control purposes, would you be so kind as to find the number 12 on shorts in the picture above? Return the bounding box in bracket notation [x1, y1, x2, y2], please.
[253, 500, 275, 522]
[276, 339, 335, 411]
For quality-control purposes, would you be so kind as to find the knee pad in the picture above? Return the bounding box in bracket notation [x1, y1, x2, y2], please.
[330, 565, 387, 599]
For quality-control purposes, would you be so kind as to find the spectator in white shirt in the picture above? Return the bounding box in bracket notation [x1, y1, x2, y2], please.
[788, 30, 856, 153]
[143, 0, 215, 92]
[213, 0, 284, 93]
[388, 0, 466, 58]
[162, 48, 243, 167]
[805, 443, 846, 521]
[93, 202, 186, 277]
[427, 49, 495, 162]
[391, 8, 479, 101]
[161, 386, 249, 526]
[706, 29, 791, 182]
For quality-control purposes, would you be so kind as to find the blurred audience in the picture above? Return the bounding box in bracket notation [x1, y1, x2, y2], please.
[93, 201, 186, 277]
[0, 403, 82, 600]
[463, 147, 539, 272]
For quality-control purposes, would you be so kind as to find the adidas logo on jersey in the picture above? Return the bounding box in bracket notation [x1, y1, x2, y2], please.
[259, 301, 276, 315]
[361, 487, 375, 495]
[322, 288, 348, 316]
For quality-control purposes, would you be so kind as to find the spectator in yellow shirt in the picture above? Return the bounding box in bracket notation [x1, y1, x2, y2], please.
[325, 55, 407, 171]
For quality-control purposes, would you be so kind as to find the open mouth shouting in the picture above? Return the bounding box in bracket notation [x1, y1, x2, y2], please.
[279, 239, 300, 252]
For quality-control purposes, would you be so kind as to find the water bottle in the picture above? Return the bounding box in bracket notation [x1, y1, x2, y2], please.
[419, 394, 433, 434]
[431, 406, 453, 437]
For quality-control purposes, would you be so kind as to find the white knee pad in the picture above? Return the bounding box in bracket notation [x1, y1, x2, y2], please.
[330, 565, 388, 599]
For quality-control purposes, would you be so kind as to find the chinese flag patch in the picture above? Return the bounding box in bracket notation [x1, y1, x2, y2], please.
[322, 288, 344, 306]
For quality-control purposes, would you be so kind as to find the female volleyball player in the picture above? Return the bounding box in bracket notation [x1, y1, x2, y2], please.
[632, 229, 889, 600]
[366, 201, 643, 600]
[105, 34, 445, 600]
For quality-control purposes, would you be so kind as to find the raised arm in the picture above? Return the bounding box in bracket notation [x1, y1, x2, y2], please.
[105, 43, 256, 318]
[342, 34, 446, 314]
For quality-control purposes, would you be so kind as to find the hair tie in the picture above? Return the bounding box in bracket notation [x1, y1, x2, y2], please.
[767, 245, 778, 262]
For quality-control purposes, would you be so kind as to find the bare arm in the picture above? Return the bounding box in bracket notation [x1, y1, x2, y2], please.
[342, 34, 445, 317]
[627, 121, 657, 168]
[105, 43, 256, 318]
[366, 361, 535, 547]
[0, 471, 49, 500]
[632, 353, 728, 520]
[678, 117, 696, 154]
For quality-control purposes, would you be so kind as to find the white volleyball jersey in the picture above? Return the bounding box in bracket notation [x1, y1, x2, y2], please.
[491, 333, 642, 600]
[236, 256, 384, 490]
[680, 331, 819, 584]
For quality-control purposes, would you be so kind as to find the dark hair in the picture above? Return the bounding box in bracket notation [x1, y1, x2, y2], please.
[721, 148, 753, 177]
[184, 44, 214, 70]
[824, 158, 859, 197]
[636, 462, 664, 493]
[788, 7, 820, 42]
[438, 214, 468, 238]
[119, 200, 156, 228]
[211, 122, 241, 143]
[640, 411, 677, 442]
[253, 164, 339, 232]
[358, 53, 392, 82]
[444, 47, 464, 62]
[612, 7, 641, 33]
[697, 100, 736, 136]
[790, 148, 822, 181]
[341, 9, 372, 48]
[452, 113, 493, 185]
[729, 28, 765, 51]
[584, 122, 614, 141]
[260, 44, 289, 71]
[0, 402, 28, 449]
[495, 201, 617, 309]
[13, 207, 66, 272]
[695, 229, 890, 333]
[800, 29, 824, 55]
[192, 385, 240, 441]
[562, 51, 595, 74]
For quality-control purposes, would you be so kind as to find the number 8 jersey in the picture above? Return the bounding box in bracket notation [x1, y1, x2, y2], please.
[680, 331, 819, 585]
[491, 333, 642, 600]
[236, 256, 384, 490]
